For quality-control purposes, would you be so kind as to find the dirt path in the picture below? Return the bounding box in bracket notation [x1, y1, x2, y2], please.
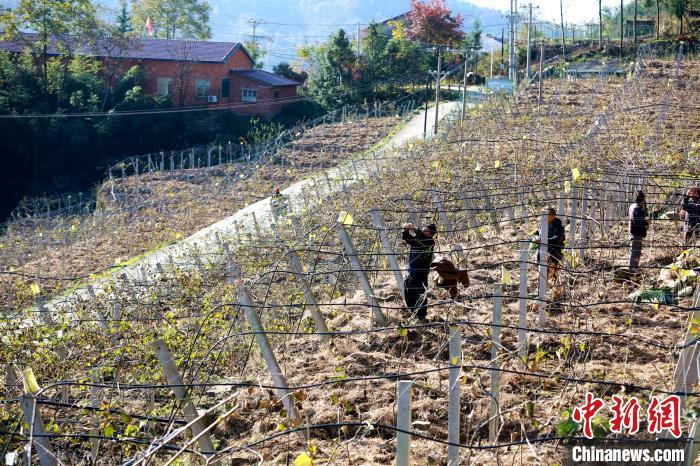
[41, 100, 462, 316]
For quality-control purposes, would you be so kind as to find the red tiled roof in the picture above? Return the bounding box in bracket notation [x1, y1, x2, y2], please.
[0, 33, 253, 64]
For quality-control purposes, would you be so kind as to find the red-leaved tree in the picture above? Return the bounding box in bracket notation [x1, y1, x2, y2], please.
[406, 0, 464, 45]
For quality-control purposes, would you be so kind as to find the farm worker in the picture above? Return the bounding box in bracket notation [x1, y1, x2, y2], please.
[402, 222, 436, 321]
[536, 208, 566, 291]
[628, 190, 649, 271]
[681, 186, 700, 244]
[270, 186, 289, 224]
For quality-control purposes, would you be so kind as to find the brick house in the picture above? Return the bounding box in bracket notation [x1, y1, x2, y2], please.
[0, 33, 300, 117]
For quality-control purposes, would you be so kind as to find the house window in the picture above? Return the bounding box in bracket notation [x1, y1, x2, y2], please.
[157, 77, 172, 96]
[195, 79, 211, 98]
[241, 88, 257, 102]
[273, 89, 280, 100]
[221, 77, 230, 98]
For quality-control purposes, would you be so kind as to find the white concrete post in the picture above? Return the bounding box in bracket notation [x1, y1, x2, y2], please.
[369, 208, 404, 292]
[19, 395, 57, 466]
[538, 213, 549, 327]
[432, 192, 453, 234]
[489, 283, 503, 443]
[579, 183, 589, 262]
[286, 250, 331, 342]
[89, 369, 100, 461]
[483, 191, 501, 234]
[238, 288, 304, 433]
[403, 194, 419, 226]
[518, 244, 529, 367]
[448, 325, 461, 465]
[460, 194, 485, 242]
[152, 339, 220, 462]
[336, 224, 387, 326]
[568, 185, 579, 250]
[673, 286, 700, 409]
[86, 285, 109, 331]
[396, 380, 413, 466]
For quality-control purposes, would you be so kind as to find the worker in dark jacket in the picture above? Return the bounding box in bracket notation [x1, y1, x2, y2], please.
[628, 190, 649, 270]
[682, 187, 700, 244]
[402, 222, 436, 321]
[537, 208, 566, 286]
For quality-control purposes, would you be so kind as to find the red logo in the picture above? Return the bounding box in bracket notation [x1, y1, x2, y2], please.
[572, 392, 605, 439]
[610, 395, 641, 434]
[647, 395, 681, 438]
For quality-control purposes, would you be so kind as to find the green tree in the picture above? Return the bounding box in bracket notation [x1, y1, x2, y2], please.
[243, 41, 265, 69]
[668, 0, 686, 33]
[466, 19, 482, 48]
[303, 30, 358, 110]
[362, 20, 389, 81]
[0, 0, 98, 110]
[326, 29, 356, 85]
[272, 62, 306, 83]
[130, 0, 211, 39]
[116, 2, 133, 36]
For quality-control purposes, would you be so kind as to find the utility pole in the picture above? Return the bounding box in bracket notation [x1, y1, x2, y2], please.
[357, 23, 361, 57]
[462, 50, 469, 121]
[599, 0, 603, 50]
[248, 19, 264, 46]
[508, 0, 515, 81]
[560, 0, 566, 61]
[434, 47, 442, 134]
[500, 28, 505, 76]
[538, 40, 544, 105]
[526, 2, 533, 82]
[423, 76, 430, 139]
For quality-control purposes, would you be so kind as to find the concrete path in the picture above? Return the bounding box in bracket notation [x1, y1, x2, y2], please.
[41, 100, 462, 316]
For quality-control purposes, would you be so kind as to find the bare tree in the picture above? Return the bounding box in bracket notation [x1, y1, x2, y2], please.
[91, 26, 140, 111]
[169, 41, 196, 107]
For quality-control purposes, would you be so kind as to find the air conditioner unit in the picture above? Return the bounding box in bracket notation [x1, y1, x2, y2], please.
[208, 95, 218, 103]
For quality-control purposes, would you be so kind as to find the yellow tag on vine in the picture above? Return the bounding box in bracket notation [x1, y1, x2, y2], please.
[22, 368, 40, 394]
[294, 453, 313, 466]
[564, 181, 571, 193]
[494, 160, 501, 169]
[30, 283, 41, 295]
[501, 267, 512, 285]
[475, 163, 482, 172]
[572, 168, 581, 184]
[337, 211, 353, 226]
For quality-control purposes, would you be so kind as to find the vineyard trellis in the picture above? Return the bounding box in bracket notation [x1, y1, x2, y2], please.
[2, 43, 700, 465]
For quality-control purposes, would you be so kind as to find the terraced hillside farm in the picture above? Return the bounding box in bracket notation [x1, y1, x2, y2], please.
[0, 111, 406, 309]
[2, 54, 700, 465]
